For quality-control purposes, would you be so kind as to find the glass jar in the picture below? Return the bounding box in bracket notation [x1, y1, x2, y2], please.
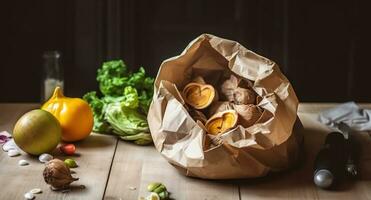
[41, 51, 64, 102]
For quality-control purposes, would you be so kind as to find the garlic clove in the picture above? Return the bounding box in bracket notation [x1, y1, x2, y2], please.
[8, 149, 21, 157]
[39, 153, 53, 163]
[18, 159, 29, 166]
[29, 188, 42, 194]
[24, 192, 35, 200]
[3, 139, 19, 152]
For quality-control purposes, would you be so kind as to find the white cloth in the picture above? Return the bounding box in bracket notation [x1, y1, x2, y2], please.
[318, 102, 371, 132]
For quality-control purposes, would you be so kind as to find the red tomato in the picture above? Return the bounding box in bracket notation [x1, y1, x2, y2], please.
[60, 144, 76, 155]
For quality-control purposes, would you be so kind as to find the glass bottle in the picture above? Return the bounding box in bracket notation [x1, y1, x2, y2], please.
[41, 51, 64, 102]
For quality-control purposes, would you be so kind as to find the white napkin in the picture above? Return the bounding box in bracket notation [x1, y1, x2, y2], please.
[318, 102, 371, 132]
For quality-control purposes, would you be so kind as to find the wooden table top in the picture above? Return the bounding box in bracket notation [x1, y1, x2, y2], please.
[1, 103, 371, 200]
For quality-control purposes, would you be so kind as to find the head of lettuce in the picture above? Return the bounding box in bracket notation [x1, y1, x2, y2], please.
[83, 60, 154, 145]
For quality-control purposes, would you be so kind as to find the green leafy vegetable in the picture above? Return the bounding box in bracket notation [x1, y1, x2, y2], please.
[83, 91, 111, 133]
[105, 103, 149, 135]
[121, 86, 139, 109]
[121, 133, 153, 145]
[97, 60, 129, 96]
[83, 60, 154, 145]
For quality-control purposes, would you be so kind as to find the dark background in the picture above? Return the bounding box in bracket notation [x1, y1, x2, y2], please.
[1, 0, 370, 103]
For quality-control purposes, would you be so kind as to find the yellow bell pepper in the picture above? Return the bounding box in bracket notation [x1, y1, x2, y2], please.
[42, 87, 93, 142]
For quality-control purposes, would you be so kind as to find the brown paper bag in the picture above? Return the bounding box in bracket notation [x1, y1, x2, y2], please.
[147, 34, 303, 179]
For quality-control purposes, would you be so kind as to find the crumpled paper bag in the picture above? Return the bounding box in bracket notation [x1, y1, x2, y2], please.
[147, 34, 303, 179]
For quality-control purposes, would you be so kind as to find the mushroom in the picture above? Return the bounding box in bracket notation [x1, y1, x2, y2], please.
[205, 110, 238, 135]
[183, 82, 217, 109]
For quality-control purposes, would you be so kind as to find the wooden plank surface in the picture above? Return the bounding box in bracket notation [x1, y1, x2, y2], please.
[239, 103, 371, 199]
[0, 104, 118, 200]
[3, 103, 371, 200]
[104, 143, 240, 200]
[104, 103, 371, 200]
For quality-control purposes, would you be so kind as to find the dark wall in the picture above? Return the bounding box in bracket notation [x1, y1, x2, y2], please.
[1, 0, 370, 102]
[0, 1, 74, 102]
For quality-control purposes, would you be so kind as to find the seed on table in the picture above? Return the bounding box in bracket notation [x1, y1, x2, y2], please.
[128, 186, 136, 190]
[18, 160, 29, 166]
[24, 192, 35, 200]
[29, 188, 42, 194]
[59, 144, 76, 155]
[146, 192, 160, 200]
[39, 153, 53, 163]
[8, 149, 20, 157]
[2, 139, 18, 152]
[64, 158, 78, 168]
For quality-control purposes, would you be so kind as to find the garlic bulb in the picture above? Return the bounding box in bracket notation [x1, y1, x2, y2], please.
[220, 75, 239, 102]
[233, 87, 256, 105]
[220, 75, 256, 104]
[233, 104, 262, 128]
[43, 159, 78, 190]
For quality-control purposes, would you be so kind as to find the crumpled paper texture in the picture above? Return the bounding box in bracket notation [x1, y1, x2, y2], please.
[148, 34, 303, 179]
[318, 102, 371, 132]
